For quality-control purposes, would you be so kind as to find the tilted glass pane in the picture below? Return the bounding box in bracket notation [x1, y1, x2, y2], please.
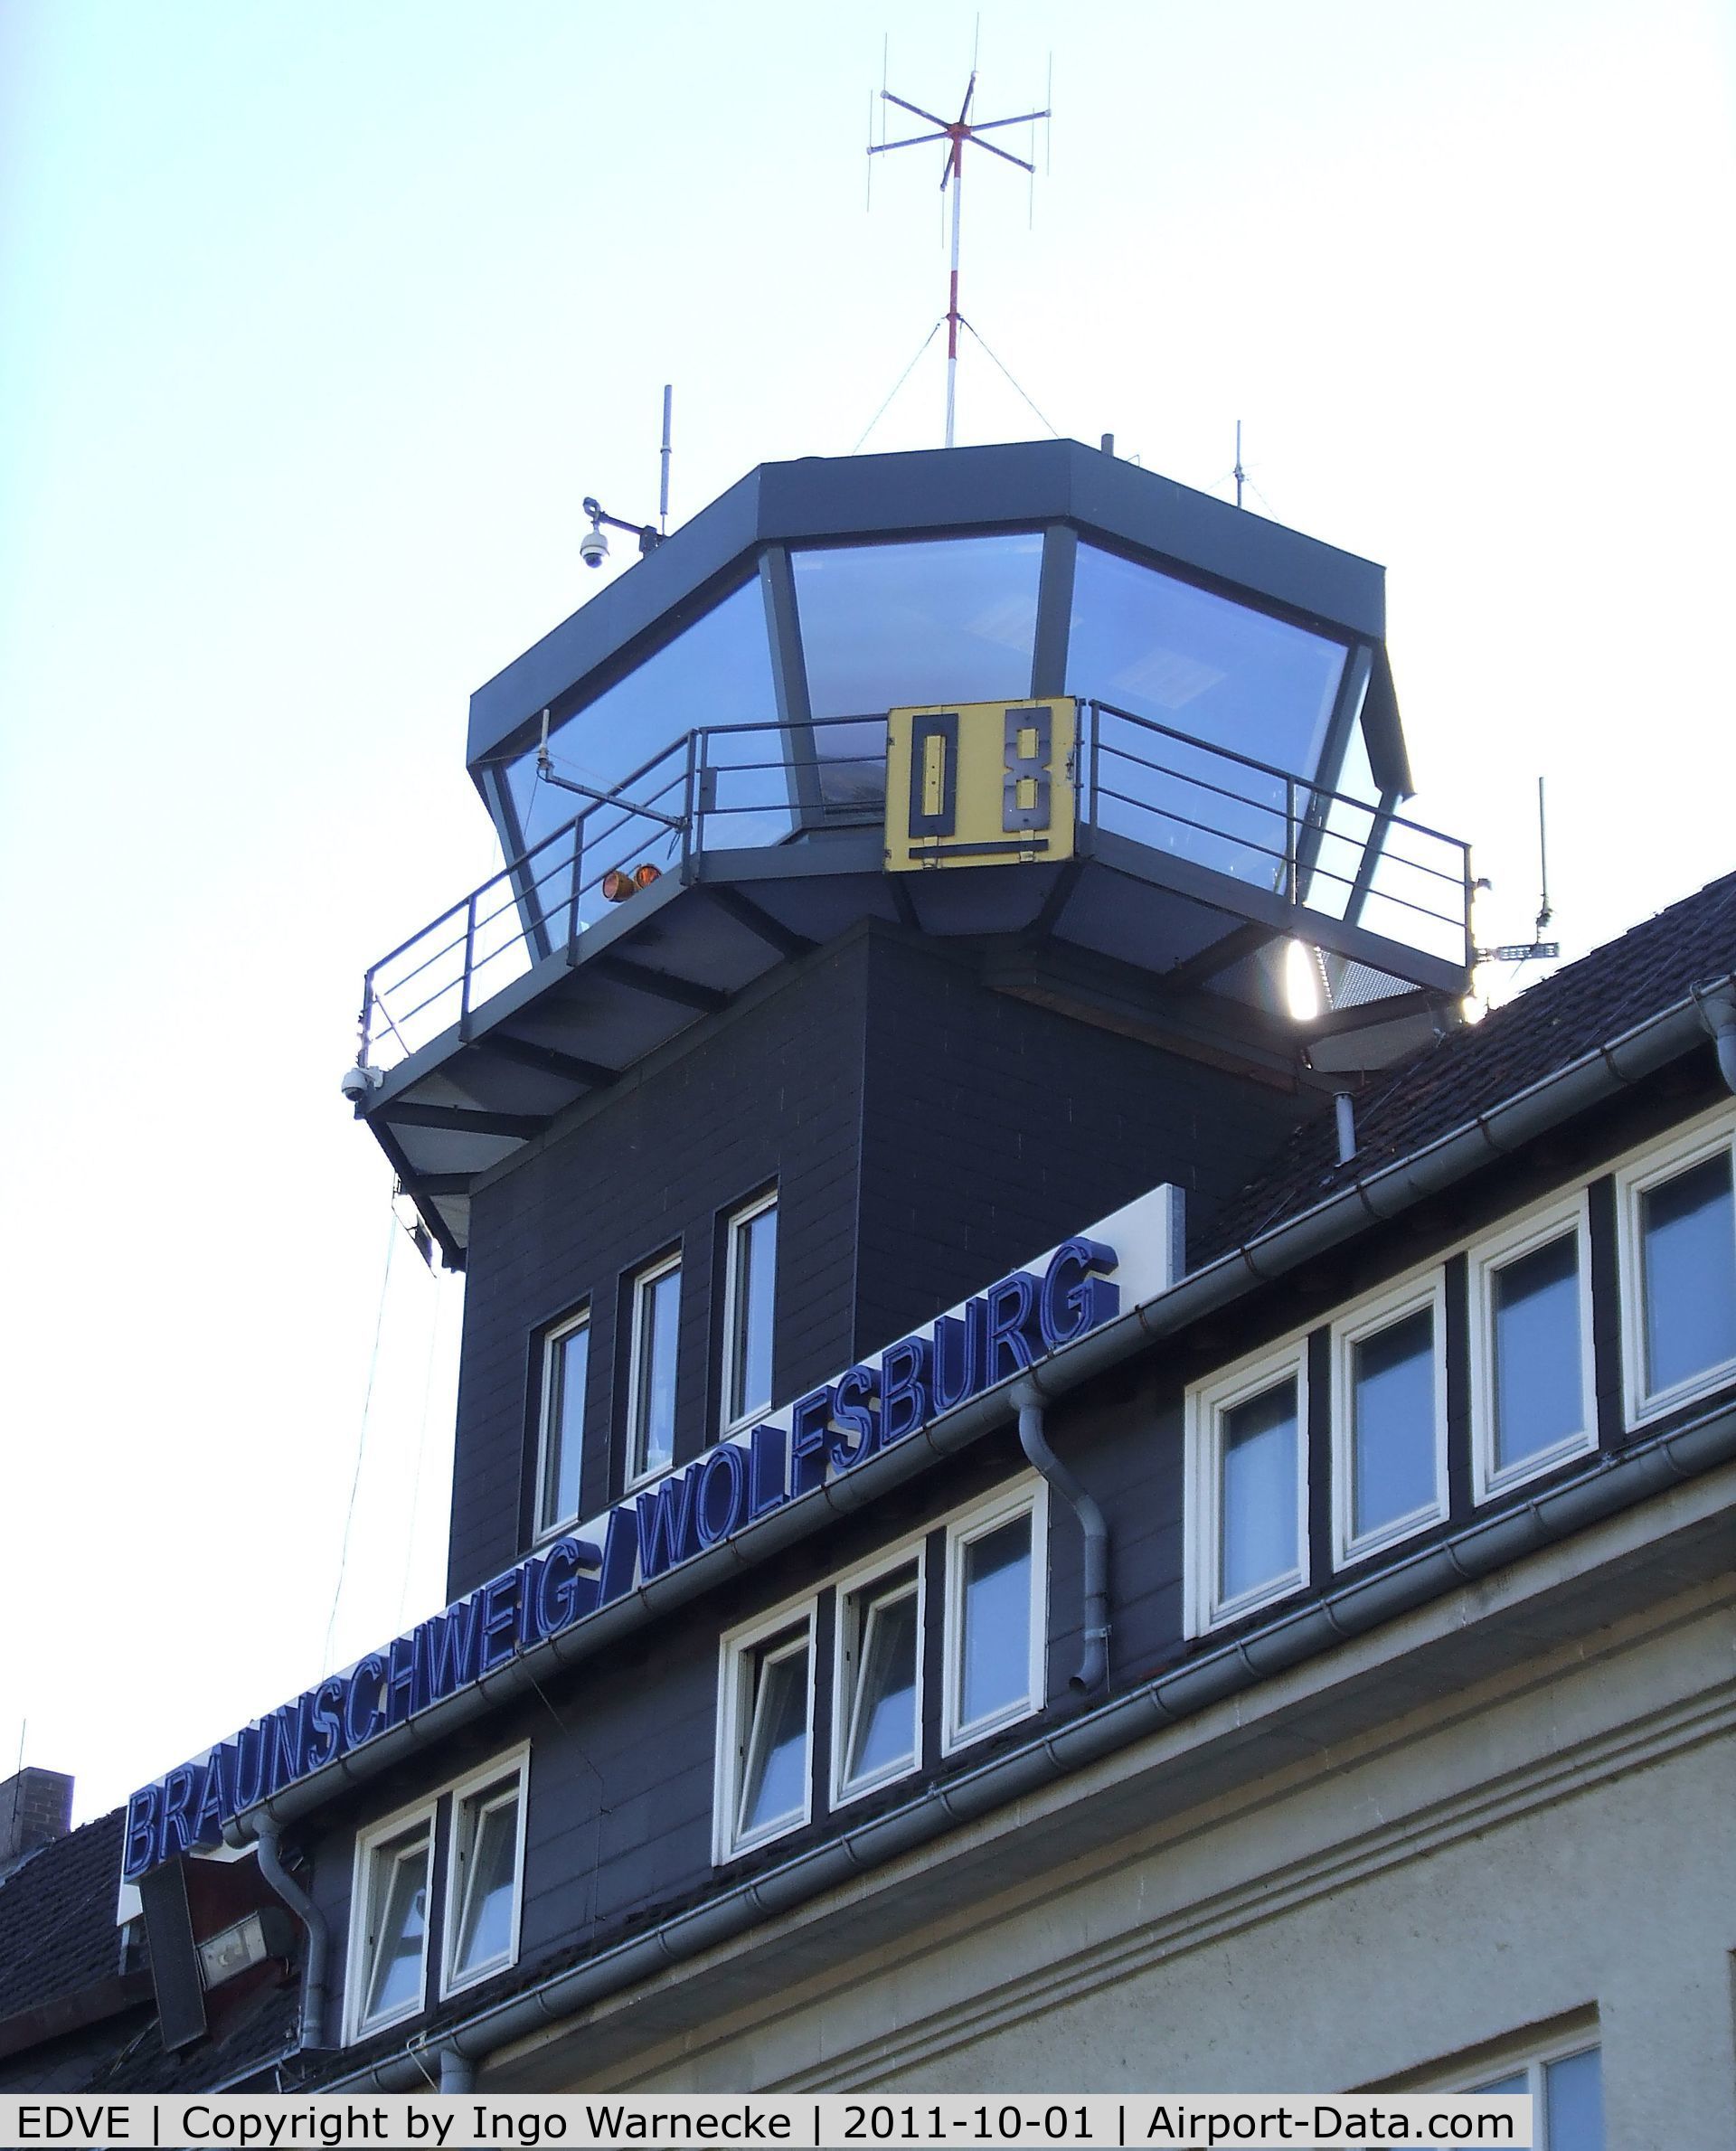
[740, 1637, 809, 1836]
[958, 1515, 1033, 1730]
[729, 1204, 778, 1425]
[1351, 1307, 1437, 1540]
[455, 1794, 520, 1976]
[634, 1266, 681, 1479]
[1543, 2048, 1603, 2150]
[541, 1323, 589, 1532]
[845, 1581, 919, 1785]
[502, 579, 786, 926]
[1472, 2071, 1527, 2098]
[1492, 1234, 1583, 1473]
[1641, 1152, 1736, 1396]
[1069, 543, 1345, 889]
[1220, 1380, 1299, 1603]
[793, 535, 1043, 812]
[365, 1829, 429, 2022]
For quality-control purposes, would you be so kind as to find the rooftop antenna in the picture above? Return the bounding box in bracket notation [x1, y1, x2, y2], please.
[1475, 776, 1562, 968]
[867, 42, 1050, 448]
[659, 384, 673, 536]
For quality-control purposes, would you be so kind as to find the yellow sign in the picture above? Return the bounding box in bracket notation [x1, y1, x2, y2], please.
[884, 697, 1077, 873]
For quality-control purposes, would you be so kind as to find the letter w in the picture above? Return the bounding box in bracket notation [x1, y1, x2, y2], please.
[416, 1594, 485, 1709]
[637, 1471, 698, 1580]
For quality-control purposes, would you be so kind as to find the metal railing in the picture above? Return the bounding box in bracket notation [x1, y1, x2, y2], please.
[357, 706, 1472, 1073]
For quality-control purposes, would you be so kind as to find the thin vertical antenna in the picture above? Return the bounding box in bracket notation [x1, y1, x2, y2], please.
[659, 384, 673, 534]
[1045, 55, 1053, 175]
[867, 61, 1050, 447]
[1234, 420, 1246, 508]
[1535, 776, 1552, 937]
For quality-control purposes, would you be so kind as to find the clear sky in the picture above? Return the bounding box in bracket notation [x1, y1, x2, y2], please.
[2, 0, 1732, 1824]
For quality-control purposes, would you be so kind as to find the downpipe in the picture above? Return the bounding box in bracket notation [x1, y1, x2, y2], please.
[1012, 1377, 1109, 1693]
[1698, 986, 1736, 1095]
[255, 1818, 330, 2051]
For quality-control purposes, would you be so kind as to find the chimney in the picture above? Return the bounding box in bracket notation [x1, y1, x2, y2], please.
[0, 1769, 75, 1878]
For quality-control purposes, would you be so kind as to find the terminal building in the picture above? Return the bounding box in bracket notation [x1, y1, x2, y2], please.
[5, 439, 1735, 2147]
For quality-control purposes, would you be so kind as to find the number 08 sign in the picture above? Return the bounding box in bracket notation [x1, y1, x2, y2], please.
[884, 698, 1078, 873]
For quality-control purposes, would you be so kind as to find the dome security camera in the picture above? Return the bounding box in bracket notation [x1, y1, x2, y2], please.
[580, 524, 609, 570]
[340, 1062, 382, 1104]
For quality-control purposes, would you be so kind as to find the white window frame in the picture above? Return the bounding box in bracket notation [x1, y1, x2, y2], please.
[1184, 1338, 1310, 1637]
[1615, 1106, 1736, 1429]
[719, 1189, 778, 1437]
[1458, 2030, 1603, 2146]
[713, 1590, 816, 1864]
[829, 1536, 927, 1807]
[625, 1250, 683, 1490]
[344, 1793, 437, 2043]
[439, 1745, 531, 2001]
[1330, 1269, 1448, 1566]
[940, 1478, 1049, 1757]
[533, 1307, 590, 1541]
[1468, 1192, 1598, 1502]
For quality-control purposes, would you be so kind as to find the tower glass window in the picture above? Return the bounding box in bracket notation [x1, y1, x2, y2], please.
[1067, 541, 1347, 891]
[535, 1311, 590, 1536]
[791, 533, 1044, 809]
[721, 1193, 778, 1433]
[627, 1254, 682, 1486]
[501, 577, 785, 927]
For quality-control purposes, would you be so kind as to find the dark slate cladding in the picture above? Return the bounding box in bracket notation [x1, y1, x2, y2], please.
[448, 922, 1306, 1598]
[448, 938, 872, 1599]
[854, 934, 1304, 1348]
[1201, 865, 1736, 1264]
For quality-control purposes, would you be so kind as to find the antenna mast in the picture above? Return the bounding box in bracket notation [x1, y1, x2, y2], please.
[868, 61, 1050, 448]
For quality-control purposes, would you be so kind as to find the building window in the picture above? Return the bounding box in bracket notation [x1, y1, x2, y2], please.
[1469, 1197, 1597, 1499]
[832, 1551, 923, 1804]
[1332, 1276, 1446, 1563]
[721, 1191, 778, 1433]
[1618, 1118, 1736, 1425]
[1186, 1345, 1308, 1634]
[346, 1804, 435, 2040]
[942, 1486, 1047, 1752]
[626, 1252, 682, 1486]
[534, 1310, 590, 1536]
[440, 1750, 529, 1997]
[716, 1601, 815, 1861]
[1471, 2043, 1602, 2149]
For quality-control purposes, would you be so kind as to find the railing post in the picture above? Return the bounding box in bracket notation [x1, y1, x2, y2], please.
[684, 730, 699, 880]
[458, 890, 477, 1039]
[567, 822, 584, 959]
[357, 976, 376, 1070]
[1286, 778, 1298, 904]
